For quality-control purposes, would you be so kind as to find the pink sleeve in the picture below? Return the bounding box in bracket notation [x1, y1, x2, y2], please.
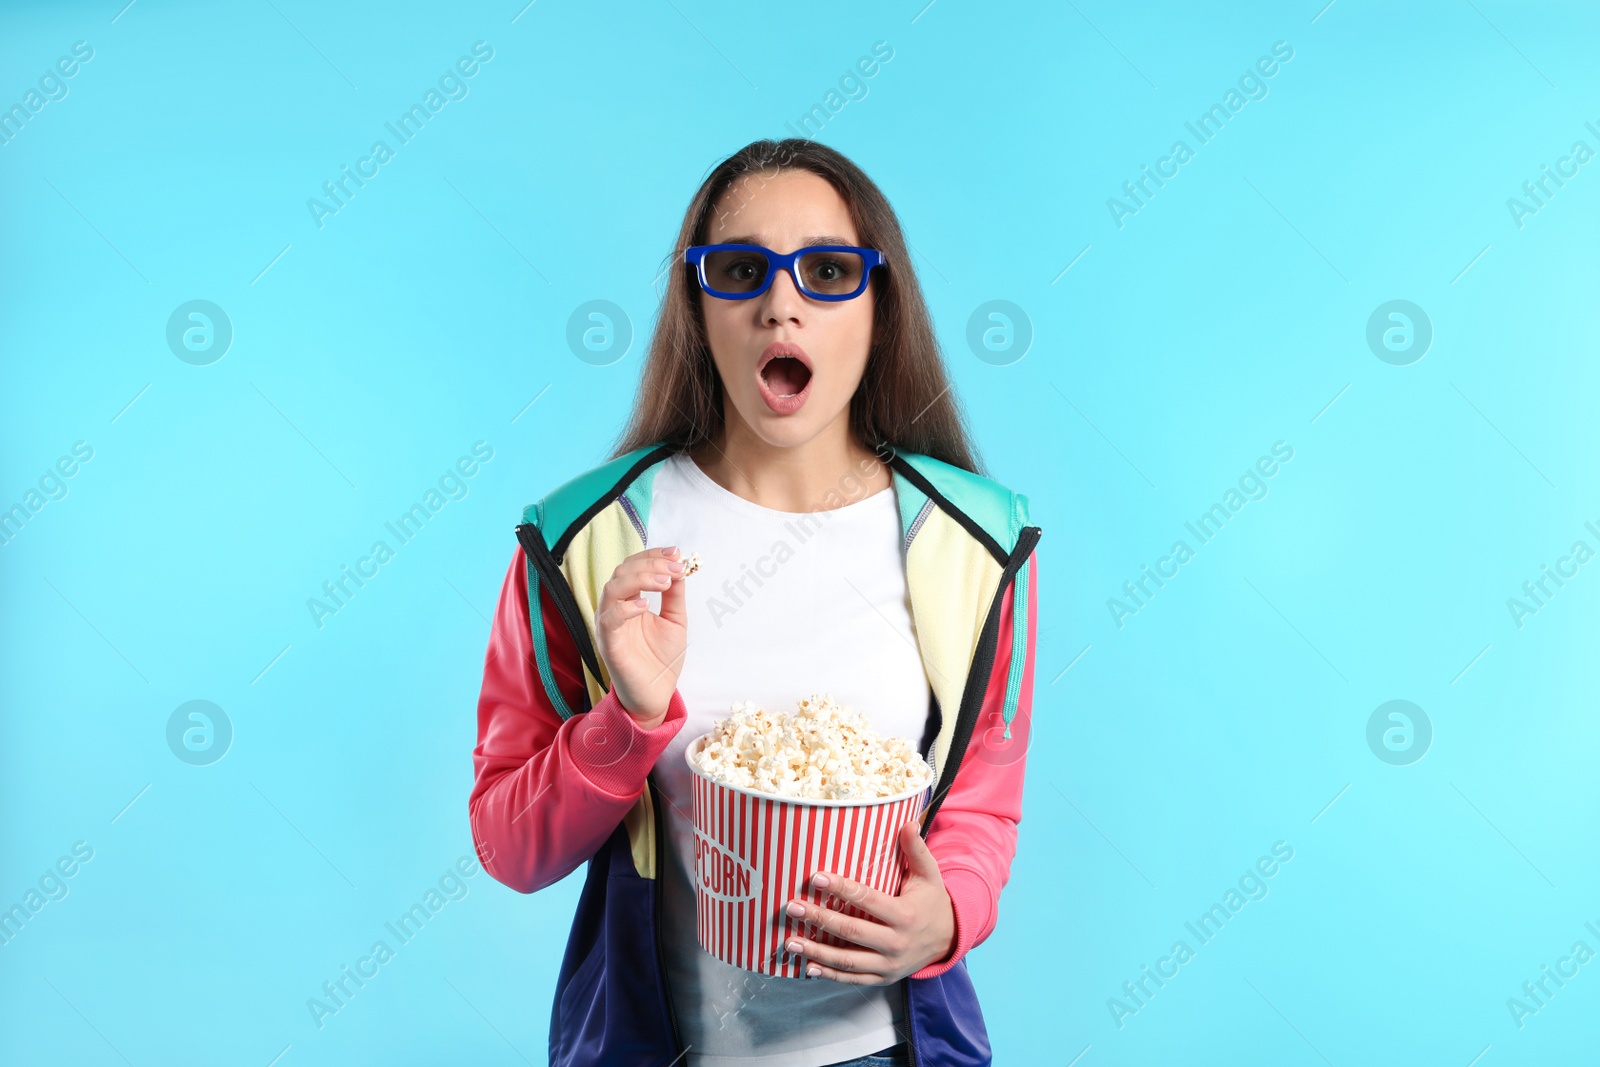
[468, 545, 688, 894]
[909, 549, 1038, 980]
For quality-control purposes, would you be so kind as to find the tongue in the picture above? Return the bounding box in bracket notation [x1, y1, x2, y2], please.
[764, 357, 810, 396]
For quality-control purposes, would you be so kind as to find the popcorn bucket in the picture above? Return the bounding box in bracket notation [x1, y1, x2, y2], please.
[684, 734, 934, 977]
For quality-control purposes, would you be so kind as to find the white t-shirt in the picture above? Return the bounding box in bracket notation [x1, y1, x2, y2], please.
[642, 450, 932, 1067]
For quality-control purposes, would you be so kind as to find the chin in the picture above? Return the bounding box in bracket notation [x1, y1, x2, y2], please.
[738, 401, 837, 450]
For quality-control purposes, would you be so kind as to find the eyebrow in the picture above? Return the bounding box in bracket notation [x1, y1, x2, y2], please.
[718, 234, 858, 248]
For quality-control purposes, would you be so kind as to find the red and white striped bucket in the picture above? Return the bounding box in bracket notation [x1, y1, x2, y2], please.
[684, 734, 934, 977]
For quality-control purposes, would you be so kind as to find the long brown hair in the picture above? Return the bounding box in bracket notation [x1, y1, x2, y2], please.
[609, 138, 984, 476]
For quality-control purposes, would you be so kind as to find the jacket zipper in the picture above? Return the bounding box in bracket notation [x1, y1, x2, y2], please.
[519, 517, 685, 1058]
[523, 500, 1037, 1065]
[516, 522, 606, 704]
[923, 525, 1041, 830]
[901, 524, 1039, 1067]
[650, 773, 685, 1056]
[902, 980, 918, 1067]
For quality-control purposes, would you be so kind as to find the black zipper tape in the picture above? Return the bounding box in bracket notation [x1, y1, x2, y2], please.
[903, 978, 919, 1067]
[516, 521, 604, 709]
[549, 444, 678, 563]
[520, 450, 686, 1059]
[886, 454, 1010, 566]
[901, 524, 1039, 1067]
[524, 454, 1034, 1066]
[923, 525, 1042, 831]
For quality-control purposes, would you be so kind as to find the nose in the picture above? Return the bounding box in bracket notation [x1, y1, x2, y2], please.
[756, 259, 805, 326]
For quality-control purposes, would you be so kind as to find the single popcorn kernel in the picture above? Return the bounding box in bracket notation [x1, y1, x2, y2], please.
[691, 694, 933, 801]
[680, 551, 702, 577]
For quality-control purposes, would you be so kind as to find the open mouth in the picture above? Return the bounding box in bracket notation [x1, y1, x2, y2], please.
[760, 356, 812, 398]
[756, 343, 814, 415]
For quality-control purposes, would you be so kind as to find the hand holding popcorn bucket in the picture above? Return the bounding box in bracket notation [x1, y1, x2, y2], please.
[684, 723, 935, 978]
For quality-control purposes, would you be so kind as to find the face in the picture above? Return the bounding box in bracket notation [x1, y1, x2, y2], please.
[696, 168, 876, 450]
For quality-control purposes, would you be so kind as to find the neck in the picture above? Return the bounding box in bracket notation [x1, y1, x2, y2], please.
[691, 409, 892, 512]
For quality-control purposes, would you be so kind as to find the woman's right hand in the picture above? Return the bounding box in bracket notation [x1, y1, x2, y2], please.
[595, 546, 688, 725]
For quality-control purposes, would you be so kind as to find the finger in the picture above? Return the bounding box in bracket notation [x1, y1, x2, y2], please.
[803, 962, 885, 985]
[658, 558, 689, 628]
[787, 888, 898, 952]
[804, 870, 904, 929]
[608, 556, 672, 588]
[899, 821, 944, 883]
[627, 551, 686, 586]
[785, 936, 891, 984]
[601, 558, 677, 607]
[596, 596, 649, 632]
[631, 545, 682, 572]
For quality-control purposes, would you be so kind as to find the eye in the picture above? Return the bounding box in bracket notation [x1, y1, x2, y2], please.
[801, 253, 862, 292]
[811, 259, 845, 282]
[721, 257, 763, 282]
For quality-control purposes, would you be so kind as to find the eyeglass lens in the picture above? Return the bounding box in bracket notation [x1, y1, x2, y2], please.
[702, 249, 865, 296]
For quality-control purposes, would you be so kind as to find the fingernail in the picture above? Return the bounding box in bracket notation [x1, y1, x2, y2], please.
[811, 873, 829, 888]
[807, 965, 821, 977]
[667, 560, 684, 573]
[786, 902, 805, 917]
[657, 574, 670, 585]
[787, 940, 803, 953]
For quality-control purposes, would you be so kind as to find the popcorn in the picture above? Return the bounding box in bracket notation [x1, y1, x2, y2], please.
[690, 694, 933, 801]
[680, 551, 702, 577]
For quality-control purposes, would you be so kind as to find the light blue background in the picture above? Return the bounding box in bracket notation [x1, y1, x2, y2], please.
[3, 0, 1598, 1063]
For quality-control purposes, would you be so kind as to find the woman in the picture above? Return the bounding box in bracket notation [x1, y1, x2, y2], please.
[469, 138, 1041, 1067]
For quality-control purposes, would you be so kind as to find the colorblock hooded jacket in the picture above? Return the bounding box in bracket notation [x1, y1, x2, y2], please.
[469, 441, 1041, 1067]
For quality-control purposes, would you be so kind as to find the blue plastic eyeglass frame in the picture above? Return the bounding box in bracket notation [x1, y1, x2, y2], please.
[684, 243, 886, 301]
